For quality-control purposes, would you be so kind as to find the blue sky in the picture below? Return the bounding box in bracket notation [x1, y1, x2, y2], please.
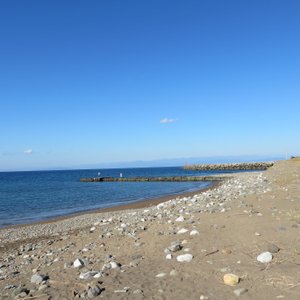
[0, 0, 299, 171]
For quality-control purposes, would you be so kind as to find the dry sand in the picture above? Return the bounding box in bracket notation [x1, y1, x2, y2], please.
[1, 159, 300, 299]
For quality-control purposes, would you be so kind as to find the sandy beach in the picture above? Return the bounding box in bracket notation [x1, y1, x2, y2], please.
[1, 159, 300, 299]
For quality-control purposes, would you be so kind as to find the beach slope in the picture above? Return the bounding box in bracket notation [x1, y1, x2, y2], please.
[1, 159, 300, 299]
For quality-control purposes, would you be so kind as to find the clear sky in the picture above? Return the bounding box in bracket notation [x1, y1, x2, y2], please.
[0, 0, 299, 171]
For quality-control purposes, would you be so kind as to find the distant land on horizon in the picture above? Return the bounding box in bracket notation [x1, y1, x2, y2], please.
[1, 155, 285, 172]
[90, 155, 285, 169]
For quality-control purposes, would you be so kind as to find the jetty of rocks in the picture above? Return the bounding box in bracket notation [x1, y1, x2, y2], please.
[80, 176, 226, 182]
[184, 162, 274, 171]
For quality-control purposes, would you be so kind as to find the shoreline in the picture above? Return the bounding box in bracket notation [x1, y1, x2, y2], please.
[0, 180, 220, 233]
[2, 160, 300, 299]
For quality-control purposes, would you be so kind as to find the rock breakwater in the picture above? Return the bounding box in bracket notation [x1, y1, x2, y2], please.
[184, 162, 274, 171]
[80, 176, 225, 182]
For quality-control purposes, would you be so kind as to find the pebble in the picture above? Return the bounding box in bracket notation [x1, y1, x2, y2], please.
[110, 261, 121, 269]
[73, 258, 84, 268]
[266, 243, 280, 253]
[257, 251, 273, 263]
[176, 253, 193, 262]
[30, 274, 48, 285]
[222, 249, 232, 255]
[190, 229, 199, 235]
[79, 271, 100, 280]
[175, 216, 185, 222]
[223, 273, 240, 286]
[233, 287, 248, 296]
[177, 228, 189, 234]
[165, 241, 182, 253]
[114, 287, 129, 293]
[87, 285, 102, 298]
[156, 273, 167, 278]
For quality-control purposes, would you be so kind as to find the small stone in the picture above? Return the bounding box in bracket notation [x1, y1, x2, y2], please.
[4, 285, 16, 290]
[156, 273, 167, 278]
[73, 258, 84, 268]
[157, 203, 164, 209]
[220, 268, 229, 273]
[223, 273, 240, 286]
[266, 243, 280, 253]
[190, 229, 199, 235]
[114, 289, 128, 293]
[166, 254, 172, 259]
[38, 284, 48, 291]
[12, 286, 29, 297]
[31, 274, 48, 285]
[176, 253, 193, 262]
[175, 216, 185, 222]
[110, 261, 121, 269]
[89, 227, 96, 232]
[255, 232, 261, 236]
[87, 285, 102, 298]
[177, 228, 189, 234]
[222, 249, 232, 255]
[16, 291, 28, 298]
[170, 269, 178, 276]
[257, 251, 273, 263]
[166, 241, 182, 253]
[233, 288, 248, 296]
[79, 271, 99, 280]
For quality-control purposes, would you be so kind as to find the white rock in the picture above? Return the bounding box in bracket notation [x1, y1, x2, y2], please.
[73, 258, 84, 268]
[175, 216, 185, 222]
[157, 203, 164, 209]
[190, 229, 199, 235]
[90, 226, 96, 232]
[176, 253, 193, 262]
[31, 274, 46, 284]
[79, 271, 99, 279]
[257, 251, 273, 263]
[169, 269, 178, 276]
[234, 288, 248, 296]
[177, 228, 189, 234]
[110, 261, 121, 269]
[156, 273, 167, 278]
[166, 254, 172, 259]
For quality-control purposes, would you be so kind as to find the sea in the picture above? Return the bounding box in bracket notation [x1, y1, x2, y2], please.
[0, 167, 239, 228]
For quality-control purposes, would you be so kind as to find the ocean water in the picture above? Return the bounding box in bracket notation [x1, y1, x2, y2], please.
[0, 167, 236, 228]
